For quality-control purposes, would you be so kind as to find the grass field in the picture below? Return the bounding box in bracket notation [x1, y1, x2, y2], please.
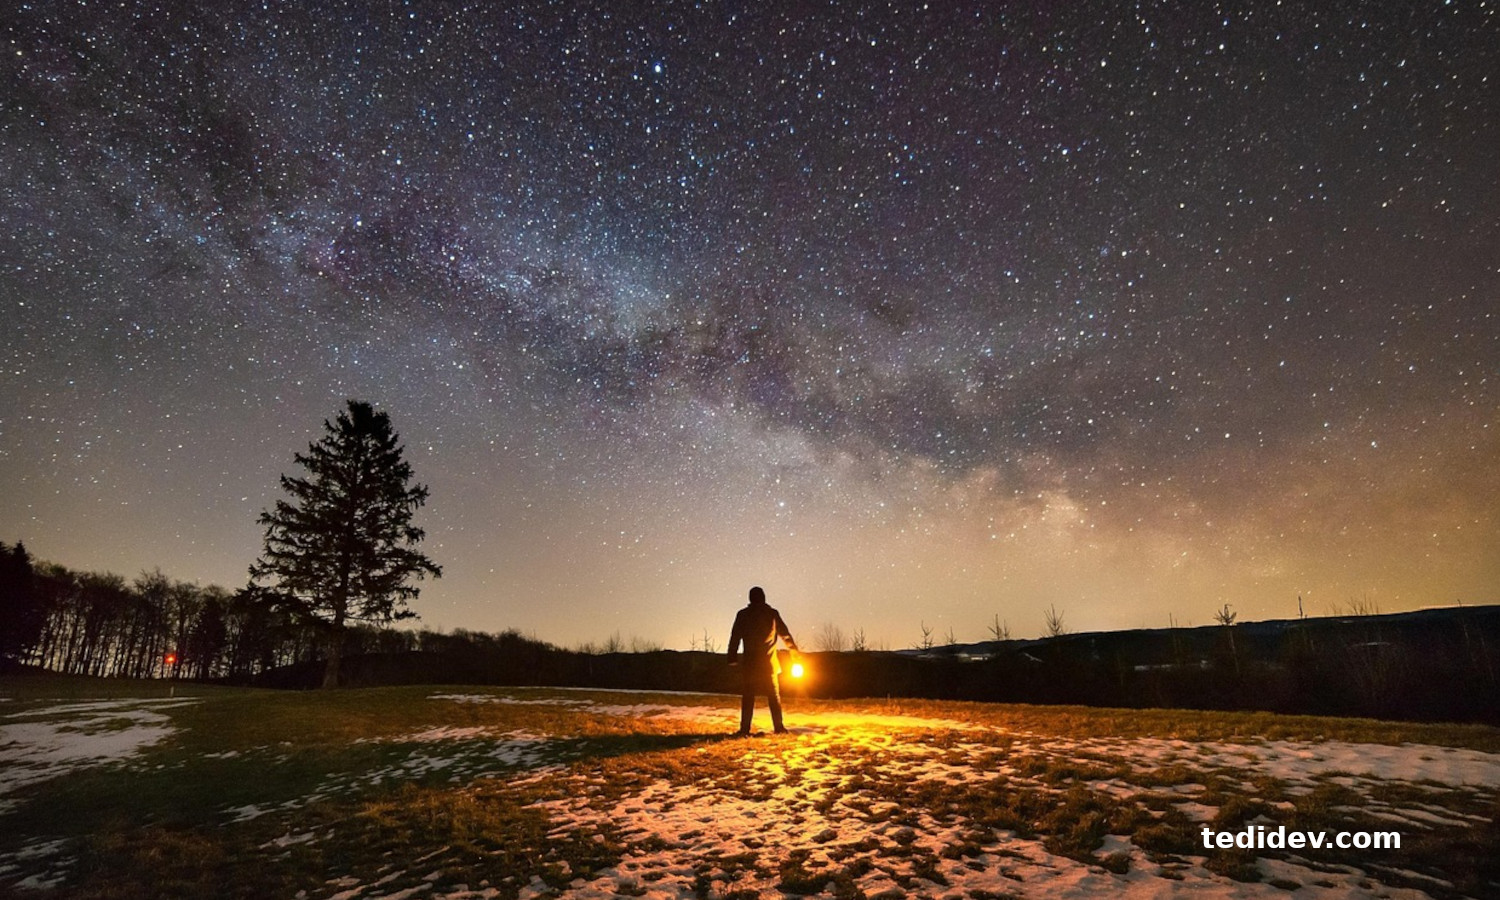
[2, 676, 1498, 899]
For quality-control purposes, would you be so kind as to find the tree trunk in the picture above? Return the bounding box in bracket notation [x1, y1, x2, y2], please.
[322, 628, 343, 688]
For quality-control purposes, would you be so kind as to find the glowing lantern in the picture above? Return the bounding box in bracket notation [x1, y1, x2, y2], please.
[164, 653, 177, 666]
[790, 661, 805, 678]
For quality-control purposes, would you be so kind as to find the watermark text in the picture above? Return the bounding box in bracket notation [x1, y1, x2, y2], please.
[1201, 826, 1400, 851]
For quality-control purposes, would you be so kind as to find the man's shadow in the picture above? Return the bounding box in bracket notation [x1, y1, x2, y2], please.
[571, 723, 825, 762]
[567, 730, 748, 761]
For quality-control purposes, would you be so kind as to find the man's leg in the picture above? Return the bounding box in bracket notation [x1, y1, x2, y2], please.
[739, 669, 756, 735]
[767, 672, 786, 733]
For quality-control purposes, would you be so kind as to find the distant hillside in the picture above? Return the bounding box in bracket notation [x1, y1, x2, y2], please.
[902, 604, 1500, 662]
[258, 604, 1500, 725]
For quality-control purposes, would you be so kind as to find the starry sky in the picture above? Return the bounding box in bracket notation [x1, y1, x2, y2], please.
[2, 0, 1497, 650]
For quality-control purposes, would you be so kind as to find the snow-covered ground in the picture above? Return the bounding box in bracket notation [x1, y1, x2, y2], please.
[0, 698, 198, 803]
[0, 697, 199, 889]
[1, 690, 1495, 898]
[432, 693, 1499, 899]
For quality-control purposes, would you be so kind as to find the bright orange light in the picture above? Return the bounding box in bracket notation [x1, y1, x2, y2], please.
[790, 662, 805, 678]
[164, 654, 177, 666]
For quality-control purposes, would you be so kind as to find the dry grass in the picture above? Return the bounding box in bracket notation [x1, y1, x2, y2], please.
[2, 677, 1497, 898]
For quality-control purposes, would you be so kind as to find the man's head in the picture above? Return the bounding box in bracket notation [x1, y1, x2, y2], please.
[748, 586, 766, 605]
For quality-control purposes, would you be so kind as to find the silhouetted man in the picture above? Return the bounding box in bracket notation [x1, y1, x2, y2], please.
[727, 585, 799, 736]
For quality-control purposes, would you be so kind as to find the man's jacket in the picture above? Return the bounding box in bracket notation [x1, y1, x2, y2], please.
[728, 601, 797, 673]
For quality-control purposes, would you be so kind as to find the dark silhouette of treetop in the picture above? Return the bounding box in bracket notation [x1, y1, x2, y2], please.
[0, 541, 43, 664]
[250, 400, 440, 687]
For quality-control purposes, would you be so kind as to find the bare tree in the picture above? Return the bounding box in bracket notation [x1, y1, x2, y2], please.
[1292, 595, 1315, 654]
[813, 621, 848, 652]
[915, 621, 935, 651]
[1043, 604, 1068, 638]
[629, 635, 663, 653]
[1215, 604, 1240, 677]
[987, 614, 1011, 641]
[850, 627, 868, 652]
[1168, 612, 1185, 666]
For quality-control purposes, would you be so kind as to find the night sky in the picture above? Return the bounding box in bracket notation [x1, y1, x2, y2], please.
[3, 1, 1496, 649]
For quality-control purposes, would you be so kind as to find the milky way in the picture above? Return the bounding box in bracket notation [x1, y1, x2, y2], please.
[3, 1, 1496, 647]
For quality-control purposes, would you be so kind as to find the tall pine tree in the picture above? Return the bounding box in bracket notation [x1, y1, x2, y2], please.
[251, 400, 440, 687]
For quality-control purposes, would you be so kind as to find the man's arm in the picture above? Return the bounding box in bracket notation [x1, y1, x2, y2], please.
[727, 612, 743, 663]
[775, 612, 798, 652]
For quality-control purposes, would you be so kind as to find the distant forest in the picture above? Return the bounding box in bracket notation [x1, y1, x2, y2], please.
[0, 540, 426, 681]
[3, 541, 1498, 725]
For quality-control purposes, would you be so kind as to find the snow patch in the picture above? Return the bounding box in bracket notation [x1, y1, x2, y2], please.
[0, 698, 196, 796]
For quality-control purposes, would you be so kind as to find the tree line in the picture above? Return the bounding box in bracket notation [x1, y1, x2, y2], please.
[2, 400, 437, 686]
[0, 540, 570, 686]
[0, 541, 302, 679]
[0, 540, 457, 681]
